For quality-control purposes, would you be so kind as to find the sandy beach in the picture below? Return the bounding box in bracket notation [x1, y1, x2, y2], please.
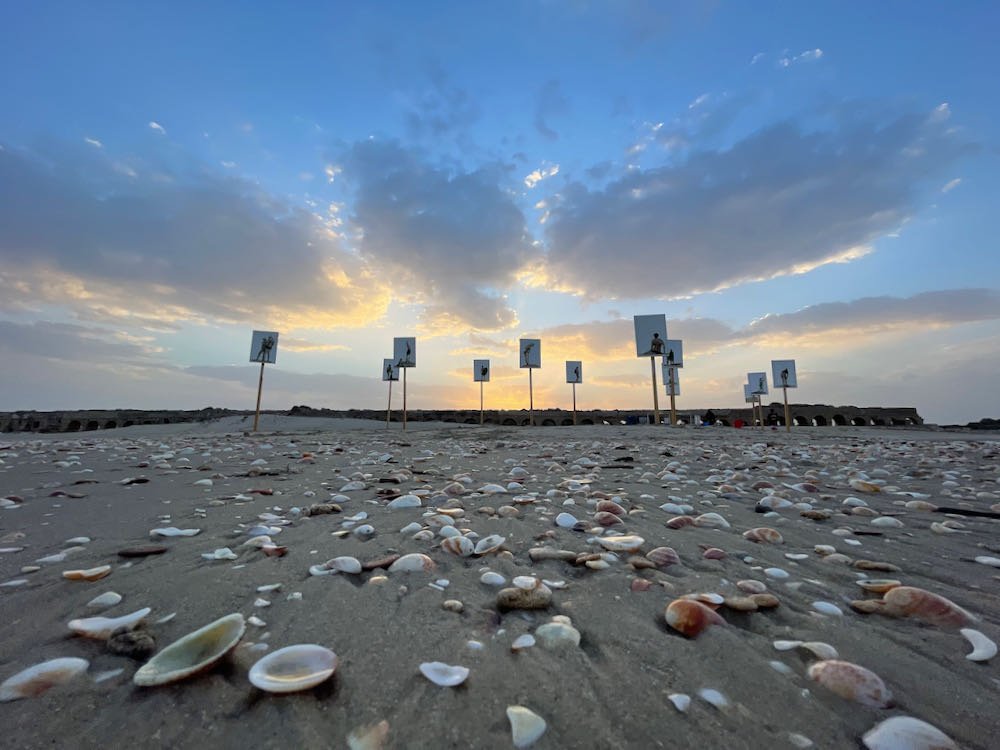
[1, 417, 998, 749]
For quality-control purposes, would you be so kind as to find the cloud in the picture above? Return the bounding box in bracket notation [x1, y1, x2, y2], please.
[281, 338, 351, 353]
[750, 52, 764, 65]
[534, 80, 570, 141]
[338, 139, 536, 332]
[404, 63, 481, 139]
[84, 137, 103, 148]
[148, 121, 166, 134]
[0, 141, 390, 329]
[941, 177, 962, 193]
[0, 320, 163, 363]
[538, 104, 974, 299]
[778, 48, 824, 68]
[524, 163, 560, 189]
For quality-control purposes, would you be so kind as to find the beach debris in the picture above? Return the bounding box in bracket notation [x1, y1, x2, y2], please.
[881, 586, 977, 628]
[807, 660, 892, 707]
[248, 644, 338, 693]
[861, 716, 958, 750]
[0, 658, 89, 702]
[62, 565, 112, 581]
[107, 627, 156, 659]
[87, 591, 123, 610]
[418, 661, 468, 687]
[134, 613, 245, 686]
[150, 527, 201, 538]
[959, 628, 996, 662]
[506, 705, 547, 748]
[347, 720, 390, 750]
[69, 607, 152, 639]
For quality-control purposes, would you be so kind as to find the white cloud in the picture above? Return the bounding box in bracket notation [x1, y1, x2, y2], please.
[84, 137, 103, 148]
[778, 48, 824, 68]
[148, 121, 166, 134]
[750, 52, 764, 65]
[941, 177, 962, 193]
[524, 164, 559, 189]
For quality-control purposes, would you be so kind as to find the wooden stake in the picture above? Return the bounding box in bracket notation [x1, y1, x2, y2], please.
[528, 368, 534, 427]
[668, 366, 677, 426]
[783, 385, 791, 433]
[402, 367, 408, 431]
[480, 380, 484, 426]
[572, 382, 577, 426]
[252, 361, 265, 432]
[650, 356, 660, 425]
[386, 379, 392, 428]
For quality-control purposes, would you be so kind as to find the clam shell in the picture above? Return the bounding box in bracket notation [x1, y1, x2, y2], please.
[326, 556, 362, 574]
[856, 579, 901, 594]
[693, 512, 730, 529]
[807, 660, 892, 707]
[596, 500, 626, 516]
[665, 515, 695, 529]
[862, 716, 958, 750]
[86, 591, 123, 610]
[702, 547, 726, 560]
[646, 546, 680, 568]
[593, 511, 624, 527]
[386, 494, 421, 509]
[69, 607, 151, 639]
[418, 661, 469, 687]
[440, 536, 475, 557]
[474, 534, 505, 555]
[0, 657, 89, 702]
[596, 535, 644, 552]
[133, 613, 245, 686]
[248, 644, 337, 693]
[736, 579, 767, 594]
[388, 553, 436, 573]
[665, 599, 725, 638]
[742, 527, 783, 544]
[882, 586, 977, 628]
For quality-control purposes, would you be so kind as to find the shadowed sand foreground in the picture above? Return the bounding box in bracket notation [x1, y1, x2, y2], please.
[1, 418, 998, 749]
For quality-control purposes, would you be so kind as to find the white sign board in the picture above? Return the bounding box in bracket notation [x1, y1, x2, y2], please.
[566, 361, 583, 383]
[382, 358, 399, 382]
[748, 371, 768, 396]
[664, 339, 683, 368]
[633, 314, 668, 357]
[664, 367, 680, 396]
[771, 359, 797, 389]
[520, 339, 541, 369]
[250, 330, 279, 364]
[393, 337, 416, 368]
[474, 359, 490, 382]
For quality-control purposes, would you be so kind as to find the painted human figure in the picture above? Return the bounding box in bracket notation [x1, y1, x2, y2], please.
[666, 348, 675, 365]
[480, 364, 489, 380]
[781, 368, 789, 386]
[255, 335, 275, 363]
[406, 342, 412, 365]
[649, 333, 664, 355]
[386, 363, 395, 380]
[758, 376, 766, 393]
[523, 342, 534, 367]
[573, 365, 580, 382]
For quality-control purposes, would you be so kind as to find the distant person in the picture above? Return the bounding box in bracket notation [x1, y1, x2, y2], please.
[386, 363, 395, 380]
[767, 409, 779, 426]
[758, 376, 766, 393]
[405, 341, 412, 366]
[254, 335, 275, 363]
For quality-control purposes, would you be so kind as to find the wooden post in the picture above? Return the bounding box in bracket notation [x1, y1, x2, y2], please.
[402, 367, 407, 431]
[757, 395, 764, 430]
[668, 366, 677, 426]
[528, 368, 534, 426]
[252, 361, 265, 432]
[783, 385, 791, 433]
[650, 356, 660, 425]
[386, 379, 392, 428]
[572, 382, 577, 426]
[480, 380, 484, 426]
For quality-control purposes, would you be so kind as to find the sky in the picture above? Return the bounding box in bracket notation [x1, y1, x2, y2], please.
[1, 1, 998, 424]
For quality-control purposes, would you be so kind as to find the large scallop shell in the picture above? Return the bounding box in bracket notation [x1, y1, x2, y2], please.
[0, 657, 89, 702]
[862, 716, 958, 750]
[133, 613, 245, 686]
[664, 599, 725, 638]
[742, 527, 783, 544]
[807, 660, 892, 707]
[248, 644, 337, 693]
[68, 607, 151, 639]
[882, 586, 977, 628]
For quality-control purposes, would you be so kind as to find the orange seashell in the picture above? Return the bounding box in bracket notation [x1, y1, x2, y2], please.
[742, 527, 783, 544]
[630, 578, 653, 592]
[646, 547, 680, 568]
[593, 511, 625, 527]
[881, 586, 977, 628]
[664, 599, 725, 638]
[702, 547, 726, 560]
[596, 500, 626, 517]
[665, 515, 694, 529]
[807, 660, 893, 707]
[850, 599, 886, 614]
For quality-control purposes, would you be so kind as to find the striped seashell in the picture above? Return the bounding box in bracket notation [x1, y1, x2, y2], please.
[881, 586, 977, 629]
[742, 527, 783, 544]
[664, 599, 725, 638]
[441, 536, 475, 557]
[593, 511, 624, 527]
[807, 660, 892, 707]
[666, 515, 695, 529]
[646, 547, 680, 568]
[595, 500, 626, 516]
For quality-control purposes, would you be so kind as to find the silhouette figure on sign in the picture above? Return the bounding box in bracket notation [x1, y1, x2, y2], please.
[649, 333, 664, 356]
[481, 364, 489, 379]
[758, 376, 766, 392]
[386, 363, 395, 380]
[523, 342, 534, 367]
[666, 348, 675, 365]
[573, 366, 580, 382]
[781, 368, 789, 386]
[254, 336, 275, 363]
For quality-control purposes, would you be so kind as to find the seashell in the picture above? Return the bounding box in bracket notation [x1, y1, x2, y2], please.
[134, 613, 245, 686]
[853, 560, 901, 572]
[474, 534, 505, 555]
[666, 515, 695, 529]
[386, 494, 421, 509]
[388, 553, 436, 573]
[248, 644, 337, 693]
[69, 607, 151, 639]
[851, 507, 879, 517]
[764, 567, 789, 579]
[850, 599, 887, 614]
[694, 512, 730, 529]
[862, 716, 958, 750]
[750, 593, 780, 608]
[593, 511, 624, 527]
[856, 579, 901, 593]
[419, 661, 469, 687]
[974, 555, 1000, 568]
[201, 548, 238, 561]
[743, 527, 783, 544]
[87, 591, 123, 610]
[959, 628, 996, 662]
[849, 479, 882, 493]
[62, 565, 112, 581]
[440, 536, 475, 557]
[930, 521, 967, 535]
[800, 510, 831, 521]
[347, 719, 390, 750]
[513, 575, 540, 590]
[507, 705, 547, 749]
[511, 634, 535, 651]
[535, 620, 581, 649]
[882, 586, 976, 628]
[631, 578, 653, 592]
[353, 524, 375, 538]
[665, 599, 725, 638]
[737, 579, 767, 594]
[903, 500, 937, 512]
[871, 517, 903, 528]
[0, 657, 89, 702]
[799, 641, 839, 660]
[773, 640, 803, 651]
[723, 596, 758, 611]
[668, 693, 690, 712]
[555, 512, 578, 528]
[698, 688, 729, 708]
[702, 547, 726, 559]
[646, 546, 680, 568]
[480, 571, 506, 586]
[477, 484, 508, 495]
[327, 556, 362, 574]
[586, 559, 610, 570]
[807, 660, 892, 707]
[149, 527, 201, 537]
[811, 601, 843, 616]
[596, 535, 644, 552]
[596, 500, 626, 516]
[659, 502, 688, 515]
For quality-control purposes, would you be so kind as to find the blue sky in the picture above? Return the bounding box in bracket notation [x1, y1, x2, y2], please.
[1, 1, 998, 422]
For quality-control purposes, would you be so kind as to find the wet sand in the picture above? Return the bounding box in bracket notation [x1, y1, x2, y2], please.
[1, 418, 998, 749]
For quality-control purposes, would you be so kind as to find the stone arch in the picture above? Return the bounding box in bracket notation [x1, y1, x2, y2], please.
[123, 420, 135, 428]
[561, 419, 574, 426]
[872, 418, 886, 426]
[502, 418, 517, 426]
[890, 418, 907, 426]
[162, 418, 171, 424]
[104, 421, 118, 429]
[812, 415, 828, 426]
[851, 417, 866, 426]
[66, 420, 82, 432]
[541, 419, 556, 426]
[85, 420, 100, 431]
[464, 418, 478, 424]
[520, 419, 532, 426]
[832, 414, 847, 426]
[793, 415, 809, 426]
[580, 418, 595, 425]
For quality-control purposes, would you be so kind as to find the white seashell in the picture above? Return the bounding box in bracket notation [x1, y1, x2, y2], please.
[388, 553, 435, 573]
[134, 613, 245, 686]
[353, 524, 375, 538]
[974, 556, 1000, 568]
[511, 634, 536, 651]
[248, 644, 337, 693]
[340, 481, 366, 492]
[507, 705, 547, 748]
[960, 628, 996, 662]
[412, 530, 435, 543]
[785, 553, 808, 561]
[513, 575, 539, 590]
[800, 642, 839, 660]
[698, 688, 729, 708]
[150, 527, 200, 537]
[480, 572, 506, 586]
[788, 733, 813, 749]
[93, 668, 125, 684]
[870, 517, 903, 528]
[811, 601, 843, 616]
[399, 522, 423, 535]
[64, 537, 91, 545]
[257, 583, 282, 593]
[0, 657, 89, 702]
[474, 534, 506, 555]
[418, 661, 469, 687]
[68, 607, 151, 639]
[254, 598, 270, 608]
[477, 484, 508, 494]
[769, 660, 793, 674]
[438, 526, 461, 539]
[347, 720, 390, 750]
[659, 503, 687, 514]
[555, 512, 578, 528]
[668, 693, 691, 712]
[328, 556, 362, 574]
[201, 548, 237, 561]
[309, 565, 334, 577]
[694, 512, 730, 529]
[535, 620, 581, 649]
[156, 612, 177, 625]
[764, 567, 789, 579]
[86, 591, 122, 610]
[862, 716, 958, 750]
[248, 616, 266, 627]
[194, 479, 213, 487]
[773, 640, 803, 651]
[387, 494, 421, 509]
[62, 565, 112, 581]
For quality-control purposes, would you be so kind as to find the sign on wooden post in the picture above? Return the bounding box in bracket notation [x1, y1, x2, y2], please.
[393, 337, 416, 430]
[249, 330, 279, 432]
[634, 315, 668, 425]
[519, 339, 541, 426]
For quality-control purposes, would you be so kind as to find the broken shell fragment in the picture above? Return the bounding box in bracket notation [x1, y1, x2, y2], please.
[742, 527, 783, 544]
[665, 599, 725, 638]
[862, 716, 958, 750]
[0, 657, 89, 702]
[87, 591, 123, 610]
[134, 613, 245, 686]
[596, 535, 644, 552]
[507, 705, 547, 749]
[62, 565, 112, 581]
[69, 607, 152, 639]
[248, 644, 338, 693]
[807, 660, 892, 707]
[418, 661, 469, 687]
[856, 579, 902, 594]
[960, 628, 996, 662]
